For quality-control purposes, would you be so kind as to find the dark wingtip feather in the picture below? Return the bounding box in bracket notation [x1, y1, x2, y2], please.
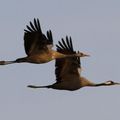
[25, 18, 42, 33]
[56, 36, 75, 53]
[33, 18, 37, 27]
[66, 36, 73, 51]
[77, 51, 81, 68]
[30, 21, 37, 31]
[56, 44, 62, 51]
[58, 41, 67, 50]
[24, 29, 29, 33]
[36, 18, 41, 31]
[26, 25, 34, 32]
[69, 36, 73, 50]
[47, 30, 53, 44]
[61, 38, 69, 50]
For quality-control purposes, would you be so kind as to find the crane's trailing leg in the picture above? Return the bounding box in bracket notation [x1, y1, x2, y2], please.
[0, 57, 28, 65]
[27, 85, 51, 89]
[0, 60, 16, 65]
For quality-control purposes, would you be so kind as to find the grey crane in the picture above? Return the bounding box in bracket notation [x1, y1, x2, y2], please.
[0, 19, 89, 65]
[28, 37, 120, 91]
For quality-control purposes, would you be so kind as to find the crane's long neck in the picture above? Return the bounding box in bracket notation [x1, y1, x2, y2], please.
[93, 83, 108, 87]
[81, 77, 120, 87]
[66, 53, 82, 58]
[80, 77, 108, 87]
[86, 81, 115, 87]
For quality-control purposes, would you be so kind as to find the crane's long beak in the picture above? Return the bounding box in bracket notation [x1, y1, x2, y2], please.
[115, 82, 120, 85]
[83, 53, 90, 57]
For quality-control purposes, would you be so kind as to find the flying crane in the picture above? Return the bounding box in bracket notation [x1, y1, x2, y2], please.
[0, 19, 89, 65]
[27, 36, 120, 91]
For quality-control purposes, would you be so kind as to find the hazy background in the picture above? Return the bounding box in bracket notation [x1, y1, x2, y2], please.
[0, 0, 120, 120]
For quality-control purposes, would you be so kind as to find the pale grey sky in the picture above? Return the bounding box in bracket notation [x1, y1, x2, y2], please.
[0, 0, 120, 120]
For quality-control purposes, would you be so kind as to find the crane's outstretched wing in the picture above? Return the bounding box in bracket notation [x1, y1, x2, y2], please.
[24, 18, 53, 55]
[55, 36, 81, 82]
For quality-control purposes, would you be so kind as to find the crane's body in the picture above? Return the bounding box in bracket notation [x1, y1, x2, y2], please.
[15, 50, 66, 64]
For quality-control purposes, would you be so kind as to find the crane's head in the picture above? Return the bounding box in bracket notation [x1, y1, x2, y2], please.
[104, 80, 120, 86]
[77, 52, 90, 57]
